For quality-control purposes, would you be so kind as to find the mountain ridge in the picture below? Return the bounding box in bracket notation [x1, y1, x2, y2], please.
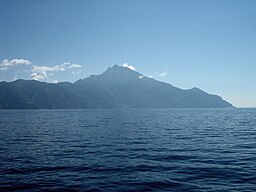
[0, 65, 234, 109]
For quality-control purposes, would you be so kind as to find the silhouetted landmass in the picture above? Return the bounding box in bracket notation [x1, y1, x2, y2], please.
[0, 80, 84, 109]
[0, 65, 233, 109]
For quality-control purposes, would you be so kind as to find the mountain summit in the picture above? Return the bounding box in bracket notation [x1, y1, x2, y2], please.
[0, 65, 233, 109]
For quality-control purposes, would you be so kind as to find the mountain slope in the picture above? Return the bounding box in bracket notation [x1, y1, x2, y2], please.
[0, 80, 85, 109]
[71, 65, 233, 108]
[0, 65, 233, 109]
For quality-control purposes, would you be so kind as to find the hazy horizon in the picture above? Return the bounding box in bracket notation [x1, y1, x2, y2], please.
[0, 0, 255, 107]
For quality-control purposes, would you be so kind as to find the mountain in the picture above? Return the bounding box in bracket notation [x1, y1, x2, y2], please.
[0, 65, 233, 109]
[0, 80, 84, 109]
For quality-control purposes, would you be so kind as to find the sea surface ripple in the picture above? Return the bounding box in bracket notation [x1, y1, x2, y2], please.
[0, 108, 256, 191]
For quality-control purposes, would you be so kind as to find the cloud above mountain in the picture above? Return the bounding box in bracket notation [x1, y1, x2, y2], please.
[0, 58, 83, 81]
[68, 63, 82, 69]
[157, 71, 168, 78]
[122, 63, 136, 71]
[30, 62, 82, 80]
[30, 65, 65, 80]
[0, 59, 31, 71]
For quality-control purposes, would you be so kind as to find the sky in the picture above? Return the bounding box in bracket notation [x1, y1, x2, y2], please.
[0, 0, 256, 107]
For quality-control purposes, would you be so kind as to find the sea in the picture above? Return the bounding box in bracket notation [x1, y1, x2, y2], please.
[0, 108, 256, 191]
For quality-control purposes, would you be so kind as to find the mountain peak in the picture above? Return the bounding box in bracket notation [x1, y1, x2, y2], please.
[107, 64, 136, 71]
[102, 64, 141, 77]
[0, 65, 234, 109]
[109, 64, 119, 69]
[105, 64, 123, 72]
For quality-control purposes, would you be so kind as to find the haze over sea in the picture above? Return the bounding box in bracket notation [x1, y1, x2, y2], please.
[1, 108, 256, 191]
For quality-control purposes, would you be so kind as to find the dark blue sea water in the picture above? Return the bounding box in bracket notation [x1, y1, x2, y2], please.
[0, 108, 256, 191]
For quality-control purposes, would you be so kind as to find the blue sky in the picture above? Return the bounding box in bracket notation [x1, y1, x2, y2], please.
[0, 0, 256, 107]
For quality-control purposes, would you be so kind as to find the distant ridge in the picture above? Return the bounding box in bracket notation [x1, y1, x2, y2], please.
[0, 65, 233, 109]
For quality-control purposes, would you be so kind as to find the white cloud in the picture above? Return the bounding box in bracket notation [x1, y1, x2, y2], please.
[0, 58, 31, 70]
[60, 62, 82, 69]
[30, 62, 83, 81]
[33, 65, 65, 73]
[30, 72, 45, 81]
[0, 58, 83, 81]
[122, 63, 136, 71]
[69, 64, 82, 69]
[60, 62, 70, 67]
[30, 64, 65, 80]
[157, 71, 168, 78]
[52, 80, 58, 83]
